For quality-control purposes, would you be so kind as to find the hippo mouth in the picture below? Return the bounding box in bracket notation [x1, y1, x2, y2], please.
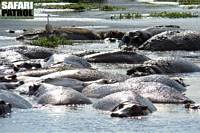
[110, 101, 149, 118]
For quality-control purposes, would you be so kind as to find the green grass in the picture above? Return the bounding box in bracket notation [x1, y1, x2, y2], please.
[111, 11, 198, 20]
[150, 11, 198, 18]
[179, 0, 200, 5]
[111, 12, 142, 19]
[31, 36, 72, 48]
[35, 3, 125, 11]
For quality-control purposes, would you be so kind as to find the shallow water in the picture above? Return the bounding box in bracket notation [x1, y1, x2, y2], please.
[1, 1, 200, 132]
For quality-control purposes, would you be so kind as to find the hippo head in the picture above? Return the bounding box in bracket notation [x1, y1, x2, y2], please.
[119, 31, 146, 49]
[28, 84, 41, 96]
[0, 100, 12, 115]
[110, 101, 149, 118]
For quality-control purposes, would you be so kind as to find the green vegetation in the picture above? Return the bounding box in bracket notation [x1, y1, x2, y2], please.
[150, 11, 198, 18]
[111, 12, 142, 19]
[36, 3, 125, 11]
[111, 11, 198, 20]
[31, 36, 72, 48]
[179, 0, 200, 5]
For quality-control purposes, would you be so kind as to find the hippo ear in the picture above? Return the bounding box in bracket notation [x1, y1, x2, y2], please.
[0, 100, 6, 104]
[141, 106, 148, 110]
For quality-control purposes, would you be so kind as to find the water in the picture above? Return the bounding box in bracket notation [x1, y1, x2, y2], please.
[1, 1, 200, 132]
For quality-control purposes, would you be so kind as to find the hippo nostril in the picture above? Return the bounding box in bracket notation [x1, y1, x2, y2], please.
[111, 113, 118, 117]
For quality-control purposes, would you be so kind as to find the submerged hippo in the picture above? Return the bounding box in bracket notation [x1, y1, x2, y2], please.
[0, 45, 55, 59]
[97, 30, 125, 40]
[83, 82, 193, 104]
[124, 74, 187, 92]
[43, 77, 114, 92]
[84, 50, 150, 64]
[40, 69, 129, 82]
[93, 91, 157, 117]
[0, 50, 27, 65]
[13, 59, 42, 72]
[119, 25, 181, 48]
[44, 54, 91, 68]
[139, 30, 200, 51]
[16, 27, 100, 41]
[0, 89, 32, 109]
[28, 83, 91, 105]
[0, 81, 24, 90]
[0, 100, 12, 117]
[127, 58, 200, 76]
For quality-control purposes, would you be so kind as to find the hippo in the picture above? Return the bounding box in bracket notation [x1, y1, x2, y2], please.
[0, 81, 24, 90]
[0, 89, 32, 109]
[185, 103, 200, 110]
[40, 69, 130, 82]
[28, 83, 92, 105]
[13, 60, 42, 72]
[0, 50, 27, 65]
[42, 78, 85, 92]
[83, 82, 193, 104]
[0, 100, 12, 117]
[16, 27, 100, 41]
[0, 45, 55, 59]
[84, 50, 150, 64]
[97, 30, 125, 40]
[16, 67, 67, 77]
[119, 25, 181, 48]
[139, 30, 200, 51]
[127, 58, 200, 76]
[124, 74, 187, 92]
[0, 75, 17, 82]
[44, 54, 91, 68]
[93, 91, 157, 117]
[43, 77, 114, 92]
[0, 66, 15, 76]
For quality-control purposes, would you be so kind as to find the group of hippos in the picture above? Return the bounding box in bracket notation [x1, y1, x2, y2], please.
[1, 25, 200, 118]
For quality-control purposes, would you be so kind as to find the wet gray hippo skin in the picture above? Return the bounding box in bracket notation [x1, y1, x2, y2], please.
[42, 78, 113, 92]
[0, 89, 32, 109]
[0, 81, 24, 90]
[44, 54, 91, 68]
[0, 50, 27, 65]
[0, 100, 12, 117]
[28, 83, 92, 105]
[42, 78, 86, 92]
[127, 58, 200, 76]
[119, 25, 181, 48]
[0, 45, 55, 59]
[13, 60, 42, 72]
[16, 28, 100, 41]
[139, 30, 200, 51]
[124, 74, 186, 92]
[0, 75, 18, 82]
[40, 69, 129, 82]
[93, 91, 157, 117]
[84, 50, 150, 64]
[83, 82, 193, 104]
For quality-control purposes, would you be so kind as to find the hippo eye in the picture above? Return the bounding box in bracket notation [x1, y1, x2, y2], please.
[112, 103, 125, 111]
[118, 104, 124, 109]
